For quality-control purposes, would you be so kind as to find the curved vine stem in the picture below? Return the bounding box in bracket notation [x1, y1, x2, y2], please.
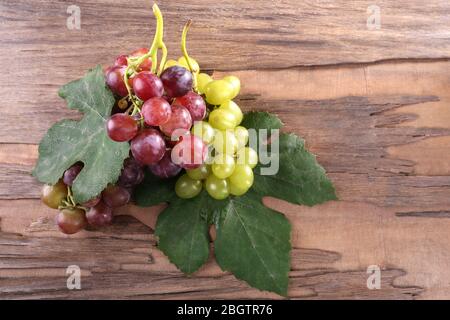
[181, 20, 198, 90]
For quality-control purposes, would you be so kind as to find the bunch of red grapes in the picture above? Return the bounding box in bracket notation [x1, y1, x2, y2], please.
[42, 47, 258, 235]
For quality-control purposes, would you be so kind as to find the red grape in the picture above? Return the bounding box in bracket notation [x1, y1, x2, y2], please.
[159, 104, 192, 138]
[149, 150, 182, 178]
[86, 201, 113, 227]
[132, 71, 164, 101]
[119, 158, 145, 187]
[56, 208, 87, 235]
[102, 185, 131, 208]
[160, 66, 193, 98]
[171, 134, 207, 169]
[63, 163, 83, 186]
[105, 66, 128, 97]
[174, 92, 206, 121]
[141, 97, 171, 126]
[81, 195, 101, 208]
[130, 48, 152, 71]
[114, 54, 128, 67]
[106, 113, 138, 142]
[131, 128, 166, 165]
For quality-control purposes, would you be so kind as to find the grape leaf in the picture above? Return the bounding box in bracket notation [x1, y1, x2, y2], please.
[135, 112, 336, 296]
[32, 65, 130, 203]
[134, 173, 178, 207]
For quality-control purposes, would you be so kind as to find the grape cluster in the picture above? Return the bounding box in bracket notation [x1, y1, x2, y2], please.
[40, 8, 258, 235]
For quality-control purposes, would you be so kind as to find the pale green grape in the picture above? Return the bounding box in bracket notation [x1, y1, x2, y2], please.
[175, 174, 202, 199]
[164, 59, 180, 70]
[205, 80, 234, 105]
[187, 164, 211, 180]
[213, 130, 238, 155]
[228, 180, 249, 196]
[196, 73, 213, 94]
[178, 56, 200, 73]
[212, 154, 235, 179]
[223, 75, 241, 99]
[220, 101, 243, 125]
[229, 165, 254, 190]
[209, 109, 237, 131]
[205, 175, 229, 200]
[236, 147, 258, 168]
[234, 126, 249, 148]
[191, 121, 215, 144]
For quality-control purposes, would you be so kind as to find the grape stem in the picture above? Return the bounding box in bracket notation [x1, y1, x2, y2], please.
[181, 20, 198, 90]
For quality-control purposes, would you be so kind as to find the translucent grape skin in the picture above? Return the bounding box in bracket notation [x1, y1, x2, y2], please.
[106, 113, 138, 142]
[105, 66, 128, 97]
[41, 180, 68, 209]
[160, 66, 193, 98]
[102, 185, 131, 208]
[175, 174, 202, 199]
[63, 163, 83, 186]
[131, 128, 166, 165]
[150, 150, 182, 179]
[132, 71, 164, 101]
[141, 97, 171, 126]
[118, 158, 145, 188]
[56, 208, 87, 235]
[174, 92, 206, 121]
[86, 201, 113, 227]
[159, 104, 192, 138]
[205, 175, 229, 200]
[171, 134, 207, 169]
[130, 48, 152, 71]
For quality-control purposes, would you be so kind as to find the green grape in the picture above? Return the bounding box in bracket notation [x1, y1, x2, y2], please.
[178, 56, 200, 73]
[228, 180, 249, 196]
[209, 109, 237, 131]
[223, 75, 241, 99]
[205, 175, 229, 200]
[234, 126, 249, 148]
[196, 73, 213, 94]
[187, 164, 211, 180]
[175, 174, 202, 199]
[205, 80, 234, 105]
[164, 59, 180, 70]
[41, 180, 68, 209]
[229, 165, 254, 190]
[236, 147, 258, 168]
[212, 154, 235, 179]
[191, 121, 215, 144]
[213, 130, 238, 155]
[220, 101, 243, 125]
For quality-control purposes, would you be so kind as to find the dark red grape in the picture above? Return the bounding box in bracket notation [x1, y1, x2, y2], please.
[159, 104, 192, 138]
[119, 158, 145, 187]
[171, 134, 207, 169]
[130, 48, 152, 71]
[106, 113, 138, 142]
[131, 128, 166, 165]
[86, 201, 113, 227]
[63, 163, 83, 186]
[114, 55, 128, 67]
[56, 208, 87, 235]
[102, 185, 131, 208]
[141, 97, 172, 126]
[132, 71, 164, 101]
[81, 195, 101, 208]
[149, 150, 182, 178]
[105, 66, 128, 97]
[160, 66, 193, 98]
[174, 92, 206, 121]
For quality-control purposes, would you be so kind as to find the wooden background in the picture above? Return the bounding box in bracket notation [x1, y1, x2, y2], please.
[1, 0, 449, 299]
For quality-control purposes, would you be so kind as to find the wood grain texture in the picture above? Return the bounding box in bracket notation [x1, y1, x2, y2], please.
[1, 0, 450, 299]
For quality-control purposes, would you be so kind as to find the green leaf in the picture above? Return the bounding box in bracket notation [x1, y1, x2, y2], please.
[155, 191, 214, 274]
[214, 190, 291, 296]
[32, 66, 130, 203]
[240, 111, 283, 132]
[254, 133, 337, 206]
[134, 173, 178, 207]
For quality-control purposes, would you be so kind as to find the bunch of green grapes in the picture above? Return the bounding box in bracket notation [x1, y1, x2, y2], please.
[173, 62, 259, 200]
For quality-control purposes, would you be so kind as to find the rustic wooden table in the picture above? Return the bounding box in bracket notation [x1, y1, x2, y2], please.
[1, 0, 449, 299]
